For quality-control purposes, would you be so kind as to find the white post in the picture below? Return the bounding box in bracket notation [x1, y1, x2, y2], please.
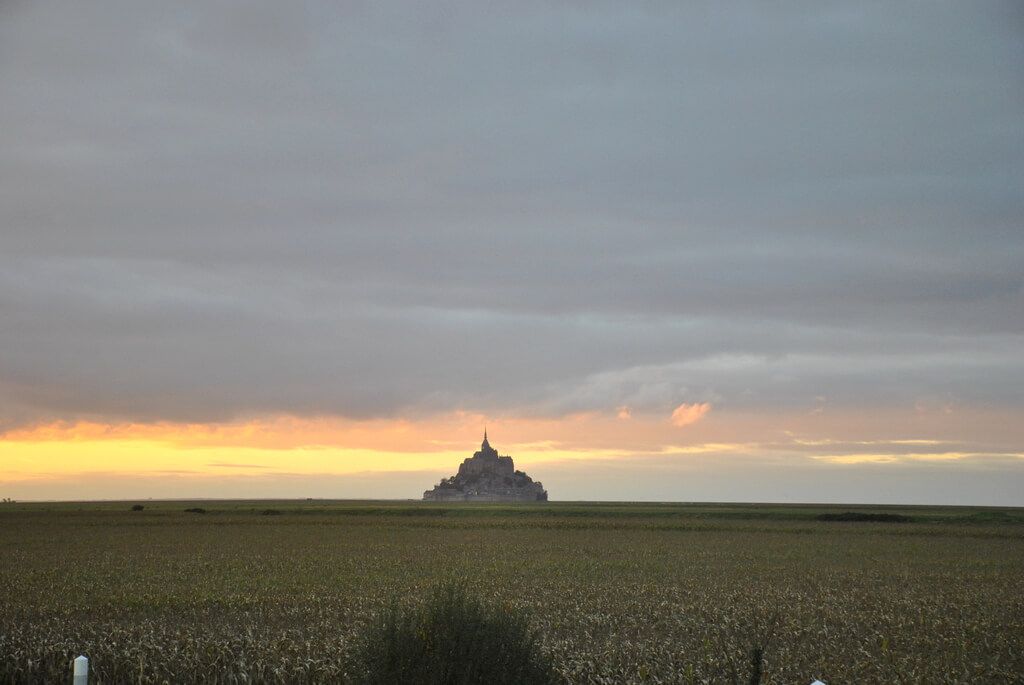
[73, 655, 88, 685]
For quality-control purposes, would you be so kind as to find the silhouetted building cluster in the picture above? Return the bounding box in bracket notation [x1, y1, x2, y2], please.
[423, 431, 548, 502]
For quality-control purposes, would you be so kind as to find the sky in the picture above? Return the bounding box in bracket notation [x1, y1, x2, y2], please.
[1, 2, 1022, 504]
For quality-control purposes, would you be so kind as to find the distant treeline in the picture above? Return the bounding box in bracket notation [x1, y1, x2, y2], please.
[816, 512, 912, 523]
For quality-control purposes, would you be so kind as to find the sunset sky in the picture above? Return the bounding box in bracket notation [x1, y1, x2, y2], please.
[1, 3, 1022, 504]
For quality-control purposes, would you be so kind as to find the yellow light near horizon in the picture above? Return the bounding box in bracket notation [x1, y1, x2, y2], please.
[0, 413, 699, 478]
[4, 410, 1021, 491]
[0, 419, 613, 483]
[809, 452, 1008, 465]
[0, 436, 470, 482]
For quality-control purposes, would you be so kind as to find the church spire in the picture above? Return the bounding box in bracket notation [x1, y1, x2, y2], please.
[482, 426, 491, 451]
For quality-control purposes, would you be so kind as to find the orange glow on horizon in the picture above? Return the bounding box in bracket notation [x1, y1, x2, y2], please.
[2, 408, 1022, 493]
[0, 412, 690, 483]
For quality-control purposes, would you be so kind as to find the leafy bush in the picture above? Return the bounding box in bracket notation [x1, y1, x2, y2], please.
[130, 504, 144, 511]
[355, 584, 556, 685]
[183, 507, 206, 514]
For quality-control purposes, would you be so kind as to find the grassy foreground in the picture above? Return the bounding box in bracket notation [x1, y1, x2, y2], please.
[1, 500, 1022, 683]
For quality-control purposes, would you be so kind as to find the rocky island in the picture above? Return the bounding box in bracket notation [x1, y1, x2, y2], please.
[423, 432, 548, 502]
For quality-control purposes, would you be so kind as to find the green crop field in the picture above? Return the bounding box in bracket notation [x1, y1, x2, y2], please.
[2, 500, 1022, 683]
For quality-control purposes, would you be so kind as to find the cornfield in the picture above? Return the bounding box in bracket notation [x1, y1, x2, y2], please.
[1, 502, 1021, 683]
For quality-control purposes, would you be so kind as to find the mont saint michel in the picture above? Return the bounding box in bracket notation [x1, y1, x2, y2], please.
[423, 432, 548, 502]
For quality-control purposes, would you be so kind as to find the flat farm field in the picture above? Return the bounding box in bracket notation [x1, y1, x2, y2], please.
[1, 501, 1022, 683]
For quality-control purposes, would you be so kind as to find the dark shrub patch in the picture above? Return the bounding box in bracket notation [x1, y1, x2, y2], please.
[747, 646, 764, 685]
[355, 583, 556, 685]
[261, 509, 282, 516]
[950, 510, 1024, 524]
[130, 504, 144, 511]
[817, 512, 912, 523]
[184, 507, 206, 514]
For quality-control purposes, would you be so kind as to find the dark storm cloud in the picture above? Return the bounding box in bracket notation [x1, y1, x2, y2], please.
[1, 2, 1022, 425]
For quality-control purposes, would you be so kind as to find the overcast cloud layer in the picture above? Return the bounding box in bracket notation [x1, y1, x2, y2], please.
[1, 2, 1022, 428]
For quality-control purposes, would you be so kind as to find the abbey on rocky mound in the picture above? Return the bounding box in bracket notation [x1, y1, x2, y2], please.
[422, 431, 548, 502]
